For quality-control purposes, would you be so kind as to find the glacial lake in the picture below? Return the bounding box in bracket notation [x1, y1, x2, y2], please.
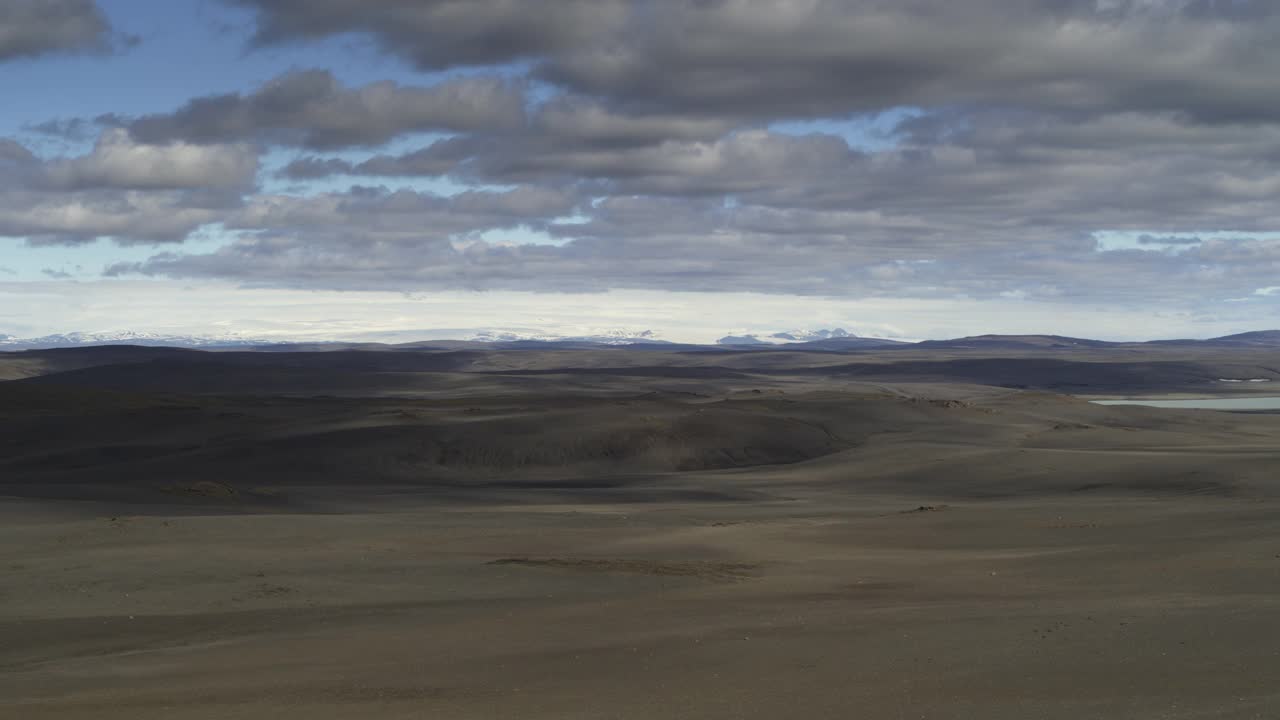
[1092, 397, 1280, 410]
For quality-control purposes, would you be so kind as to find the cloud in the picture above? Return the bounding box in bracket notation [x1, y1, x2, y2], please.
[12, 1, 1280, 312]
[105, 174, 1280, 303]
[0, 132, 256, 245]
[128, 69, 526, 149]
[0, 0, 115, 62]
[223, 185, 577, 235]
[0, 190, 227, 245]
[53, 104, 1280, 300]
[231, 0, 629, 70]
[24, 118, 98, 141]
[107, 184, 582, 282]
[278, 136, 476, 179]
[39, 129, 258, 191]
[0, 139, 38, 167]
[232, 0, 1280, 124]
[281, 111, 1280, 235]
[277, 157, 355, 180]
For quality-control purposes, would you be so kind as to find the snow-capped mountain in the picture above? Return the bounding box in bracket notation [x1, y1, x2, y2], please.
[467, 329, 667, 345]
[719, 328, 856, 345]
[717, 328, 853, 345]
[717, 328, 907, 348]
[0, 328, 662, 349]
[767, 328, 855, 342]
[0, 331, 283, 350]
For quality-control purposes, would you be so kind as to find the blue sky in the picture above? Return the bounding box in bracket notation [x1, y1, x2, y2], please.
[5, 1, 400, 140]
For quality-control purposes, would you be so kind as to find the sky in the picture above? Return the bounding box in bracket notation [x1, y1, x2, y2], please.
[2, 0, 1280, 343]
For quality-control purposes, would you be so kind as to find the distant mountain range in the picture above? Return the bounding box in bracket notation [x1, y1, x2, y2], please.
[467, 329, 670, 345]
[0, 331, 282, 351]
[1148, 330, 1280, 348]
[717, 328, 910, 348]
[912, 331, 1280, 350]
[0, 329, 672, 351]
[766, 328, 856, 342]
[912, 334, 1117, 350]
[2, 329, 1279, 352]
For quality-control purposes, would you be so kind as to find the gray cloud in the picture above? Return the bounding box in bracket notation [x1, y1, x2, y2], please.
[277, 157, 355, 180]
[14, 1, 1280, 309]
[110, 220, 1280, 302]
[0, 133, 256, 245]
[39, 129, 259, 191]
[279, 112, 1280, 234]
[278, 136, 477, 180]
[223, 185, 578, 236]
[275, 95, 745, 181]
[0, 189, 227, 246]
[128, 69, 526, 149]
[111, 106, 1280, 299]
[24, 118, 98, 141]
[0, 139, 37, 167]
[108, 184, 583, 284]
[232, 0, 1280, 124]
[107, 184, 1280, 303]
[0, 0, 114, 62]
[232, 0, 629, 70]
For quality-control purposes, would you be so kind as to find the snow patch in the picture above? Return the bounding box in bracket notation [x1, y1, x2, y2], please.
[0, 331, 283, 350]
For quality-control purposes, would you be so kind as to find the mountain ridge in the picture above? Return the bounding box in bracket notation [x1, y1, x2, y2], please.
[3, 329, 1279, 352]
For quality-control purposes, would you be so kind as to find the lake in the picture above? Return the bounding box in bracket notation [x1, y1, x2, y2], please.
[1092, 397, 1280, 410]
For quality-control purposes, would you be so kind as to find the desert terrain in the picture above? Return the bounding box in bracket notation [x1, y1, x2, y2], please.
[3, 340, 1279, 718]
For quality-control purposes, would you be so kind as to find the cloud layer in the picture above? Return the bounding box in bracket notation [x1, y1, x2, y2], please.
[234, 0, 1280, 123]
[0, 131, 251, 244]
[7, 0, 1280, 310]
[128, 69, 527, 149]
